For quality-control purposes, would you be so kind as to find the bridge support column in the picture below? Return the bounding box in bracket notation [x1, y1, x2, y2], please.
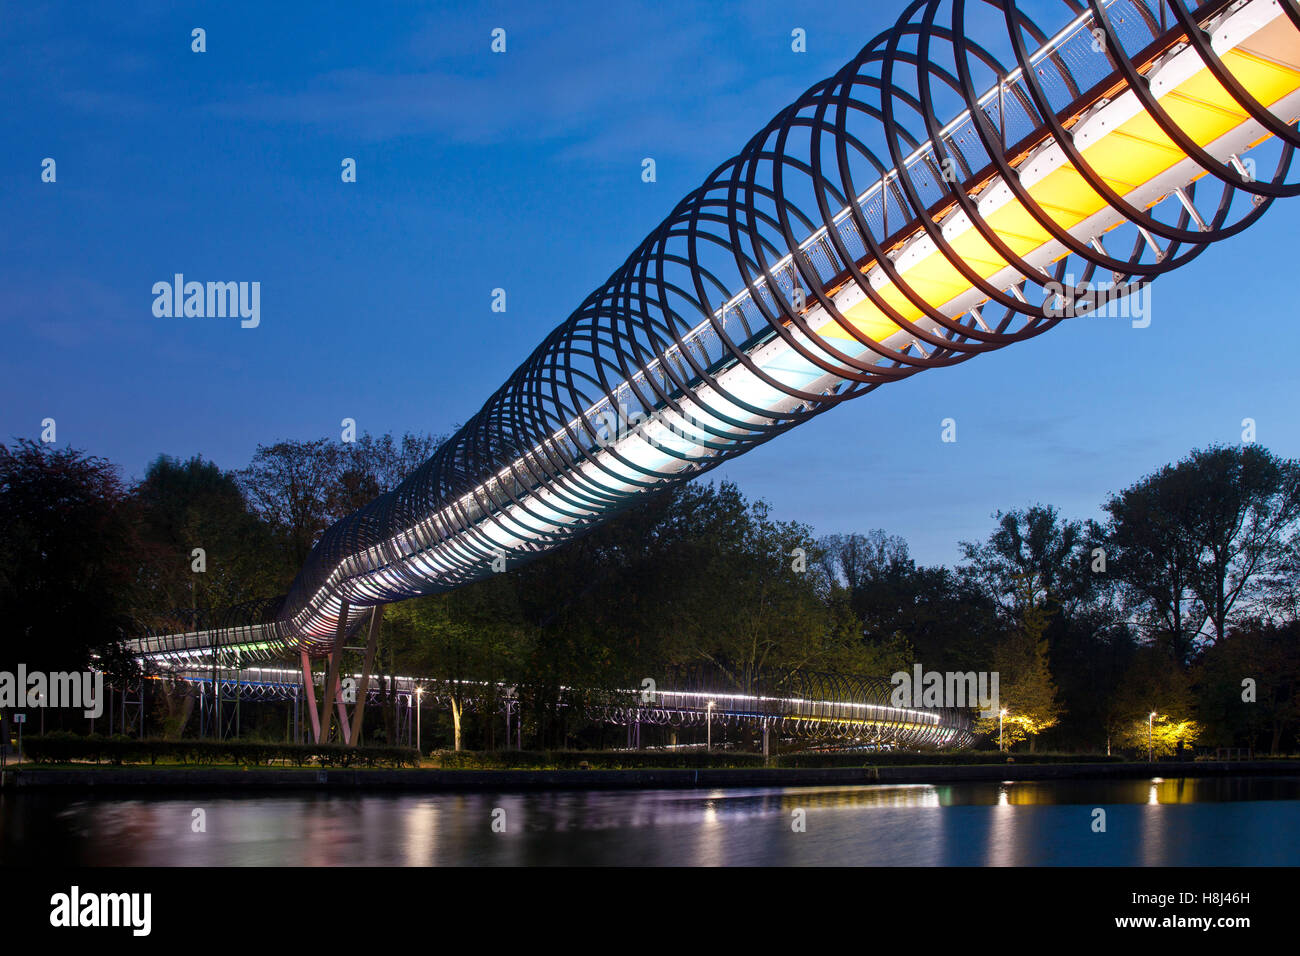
[348, 606, 383, 746]
[317, 599, 349, 744]
[301, 648, 322, 744]
[122, 681, 145, 739]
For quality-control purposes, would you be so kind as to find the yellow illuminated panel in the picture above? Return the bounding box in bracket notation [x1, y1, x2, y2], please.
[818, 37, 1300, 344]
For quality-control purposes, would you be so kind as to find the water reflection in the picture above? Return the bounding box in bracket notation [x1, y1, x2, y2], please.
[1, 776, 1296, 866]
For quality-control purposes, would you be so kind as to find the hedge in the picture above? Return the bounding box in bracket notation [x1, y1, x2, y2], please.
[430, 749, 1124, 770]
[17, 735, 1121, 771]
[433, 749, 771, 770]
[773, 750, 1124, 768]
[21, 732, 419, 768]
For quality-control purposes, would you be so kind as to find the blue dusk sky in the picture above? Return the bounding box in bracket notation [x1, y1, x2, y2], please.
[3, 0, 1298, 567]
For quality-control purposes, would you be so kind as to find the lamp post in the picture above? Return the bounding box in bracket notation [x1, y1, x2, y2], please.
[706, 700, 715, 753]
[416, 687, 423, 760]
[999, 708, 1008, 752]
[1148, 711, 1157, 763]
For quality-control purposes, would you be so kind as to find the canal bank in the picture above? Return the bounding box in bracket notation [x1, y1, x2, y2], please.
[3, 760, 1297, 792]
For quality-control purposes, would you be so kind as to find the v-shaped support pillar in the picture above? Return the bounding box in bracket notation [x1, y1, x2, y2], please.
[348, 606, 383, 745]
[317, 600, 350, 745]
[302, 602, 383, 746]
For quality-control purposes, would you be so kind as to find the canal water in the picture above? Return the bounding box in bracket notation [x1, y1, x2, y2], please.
[1, 776, 1296, 866]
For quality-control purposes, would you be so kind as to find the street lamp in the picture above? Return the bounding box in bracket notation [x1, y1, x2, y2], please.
[999, 708, 1008, 752]
[706, 700, 715, 753]
[1148, 711, 1157, 763]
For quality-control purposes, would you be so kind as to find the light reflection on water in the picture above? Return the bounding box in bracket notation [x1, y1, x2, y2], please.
[1, 776, 1296, 866]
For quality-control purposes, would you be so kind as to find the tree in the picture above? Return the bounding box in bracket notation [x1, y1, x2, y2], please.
[817, 584, 913, 677]
[959, 505, 1091, 622]
[975, 573, 1063, 750]
[1260, 533, 1300, 623]
[329, 431, 443, 515]
[644, 485, 867, 692]
[1196, 620, 1300, 754]
[960, 507, 1095, 749]
[133, 454, 287, 624]
[818, 532, 998, 674]
[0, 440, 142, 678]
[692, 501, 831, 690]
[1097, 445, 1300, 663]
[386, 578, 522, 751]
[1111, 645, 1201, 757]
[239, 431, 444, 568]
[818, 530, 911, 604]
[1181, 445, 1300, 644]
[1050, 604, 1136, 752]
[1097, 469, 1205, 666]
[239, 438, 338, 568]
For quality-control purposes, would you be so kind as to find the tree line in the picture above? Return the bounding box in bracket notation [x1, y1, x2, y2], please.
[1, 433, 1297, 754]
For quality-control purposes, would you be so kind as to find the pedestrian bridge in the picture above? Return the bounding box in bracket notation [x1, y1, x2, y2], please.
[121, 0, 1300, 747]
[135, 659, 974, 750]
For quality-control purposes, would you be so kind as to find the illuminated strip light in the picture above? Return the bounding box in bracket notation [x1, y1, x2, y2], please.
[128, 625, 280, 658]
[282, 0, 1300, 647]
[654, 689, 942, 725]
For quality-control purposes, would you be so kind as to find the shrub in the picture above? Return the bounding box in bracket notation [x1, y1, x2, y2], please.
[18, 735, 419, 769]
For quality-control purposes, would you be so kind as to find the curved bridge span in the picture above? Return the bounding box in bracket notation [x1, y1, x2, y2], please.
[140, 663, 975, 750]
